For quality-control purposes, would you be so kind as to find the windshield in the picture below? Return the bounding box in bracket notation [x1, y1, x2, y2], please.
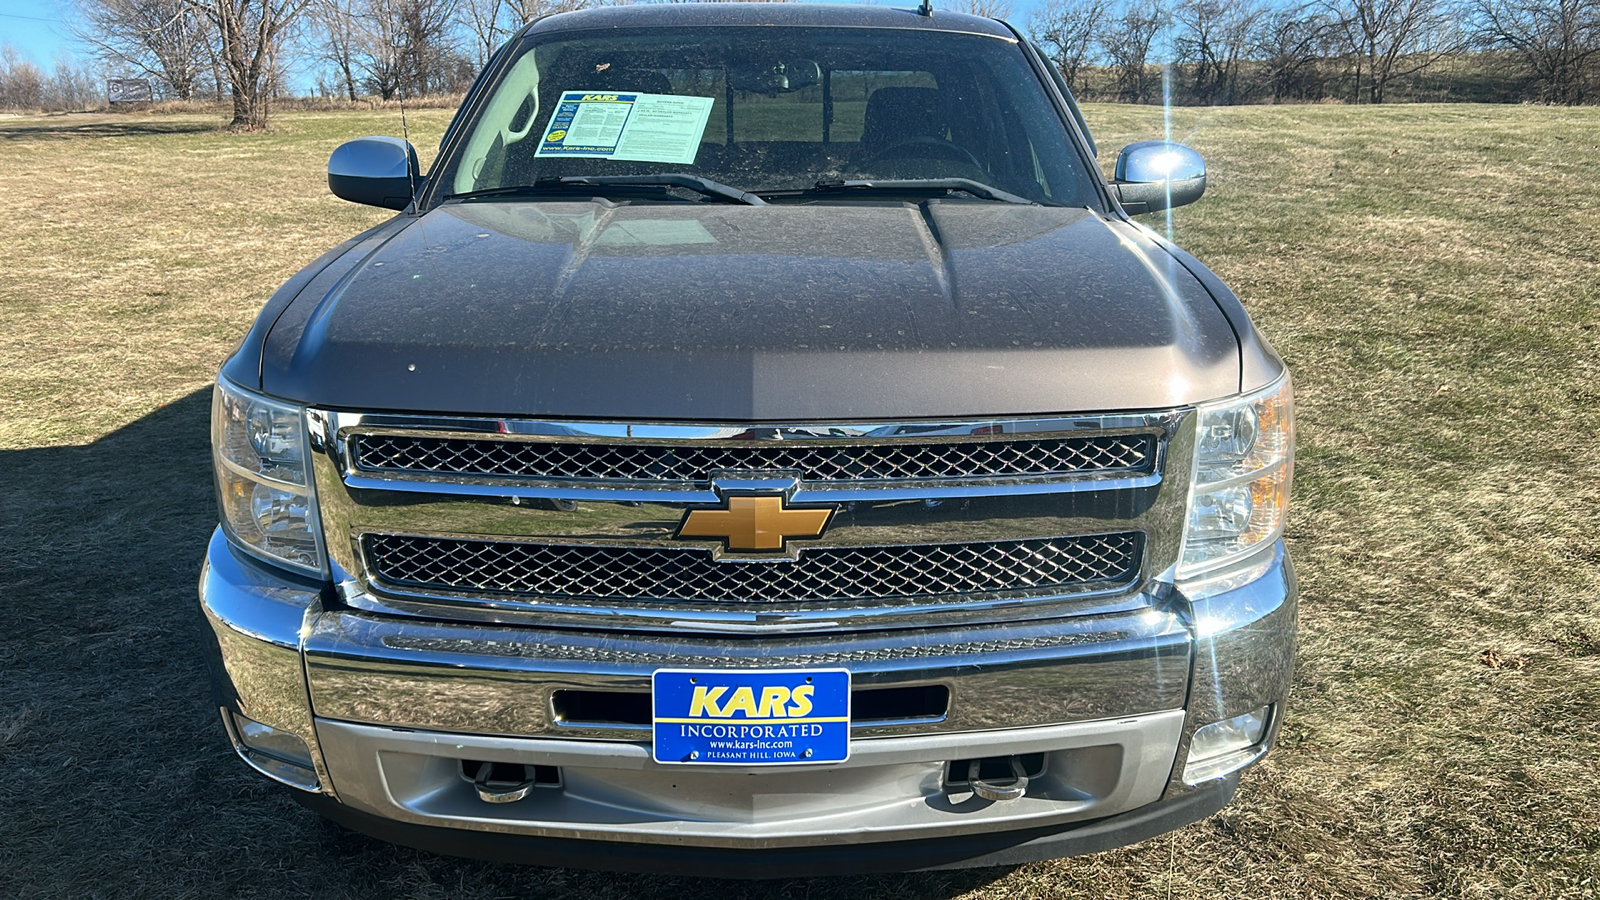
[437, 26, 1096, 206]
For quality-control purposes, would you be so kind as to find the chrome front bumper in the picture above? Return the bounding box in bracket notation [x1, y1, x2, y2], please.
[199, 527, 1297, 858]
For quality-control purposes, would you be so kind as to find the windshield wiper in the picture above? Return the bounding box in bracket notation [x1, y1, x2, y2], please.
[771, 178, 1036, 205]
[445, 174, 765, 206]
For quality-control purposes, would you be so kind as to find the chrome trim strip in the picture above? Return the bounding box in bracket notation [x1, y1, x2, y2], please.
[331, 412, 1180, 442]
[303, 603, 1191, 739]
[330, 494, 1160, 549]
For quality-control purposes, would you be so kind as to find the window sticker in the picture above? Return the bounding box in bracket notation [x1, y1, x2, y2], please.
[536, 91, 714, 165]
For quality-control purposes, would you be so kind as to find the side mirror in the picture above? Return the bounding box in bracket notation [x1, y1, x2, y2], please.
[328, 136, 420, 210]
[1111, 141, 1206, 215]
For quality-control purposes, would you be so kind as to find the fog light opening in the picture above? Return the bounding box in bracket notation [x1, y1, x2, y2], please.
[1182, 705, 1271, 785]
[223, 709, 320, 792]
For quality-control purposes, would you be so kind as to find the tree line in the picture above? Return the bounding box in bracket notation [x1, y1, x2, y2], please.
[0, 48, 102, 112]
[2, 0, 1596, 122]
[1030, 0, 1600, 104]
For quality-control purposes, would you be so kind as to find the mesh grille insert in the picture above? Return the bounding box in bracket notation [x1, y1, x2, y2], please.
[362, 532, 1142, 604]
[351, 433, 1155, 483]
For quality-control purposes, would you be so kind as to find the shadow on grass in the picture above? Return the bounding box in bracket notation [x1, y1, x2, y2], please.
[0, 388, 1013, 900]
[0, 116, 223, 142]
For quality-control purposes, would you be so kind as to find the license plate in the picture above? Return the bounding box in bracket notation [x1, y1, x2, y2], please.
[652, 668, 850, 765]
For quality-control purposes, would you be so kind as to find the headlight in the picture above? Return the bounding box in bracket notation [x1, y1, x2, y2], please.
[1179, 373, 1293, 580]
[212, 378, 326, 576]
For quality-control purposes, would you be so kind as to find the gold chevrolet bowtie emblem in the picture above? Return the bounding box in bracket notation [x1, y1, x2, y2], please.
[677, 495, 834, 552]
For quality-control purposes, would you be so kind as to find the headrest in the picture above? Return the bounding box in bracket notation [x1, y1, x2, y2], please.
[861, 87, 945, 147]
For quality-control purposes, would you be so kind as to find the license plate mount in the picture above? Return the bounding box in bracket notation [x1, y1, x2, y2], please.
[651, 668, 851, 765]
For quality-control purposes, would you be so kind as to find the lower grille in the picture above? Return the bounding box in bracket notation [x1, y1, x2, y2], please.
[363, 532, 1142, 605]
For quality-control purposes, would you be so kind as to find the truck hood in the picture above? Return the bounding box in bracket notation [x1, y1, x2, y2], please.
[260, 201, 1240, 420]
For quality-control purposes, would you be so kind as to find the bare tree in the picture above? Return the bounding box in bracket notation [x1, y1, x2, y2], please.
[1101, 0, 1169, 103]
[1473, 0, 1600, 102]
[74, 0, 215, 99]
[459, 0, 509, 66]
[402, 0, 465, 93]
[351, 0, 409, 99]
[1254, 4, 1337, 100]
[310, 0, 361, 98]
[1028, 0, 1109, 96]
[352, 0, 461, 98]
[458, 0, 592, 68]
[503, 0, 595, 21]
[49, 54, 104, 109]
[1173, 0, 1265, 103]
[946, 0, 1014, 17]
[0, 46, 99, 112]
[0, 46, 47, 110]
[1327, 0, 1465, 101]
[192, 0, 310, 128]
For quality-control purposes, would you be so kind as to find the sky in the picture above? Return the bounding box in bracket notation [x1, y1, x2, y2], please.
[0, 0, 1057, 81]
[0, 0, 75, 63]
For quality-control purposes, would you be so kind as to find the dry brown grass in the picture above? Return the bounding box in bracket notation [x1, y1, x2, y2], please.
[1, 104, 1597, 899]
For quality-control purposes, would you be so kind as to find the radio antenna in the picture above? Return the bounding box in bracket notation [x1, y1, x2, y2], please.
[399, 90, 418, 212]
[918, 0, 933, 15]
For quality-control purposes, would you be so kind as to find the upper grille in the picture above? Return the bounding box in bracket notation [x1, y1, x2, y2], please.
[363, 532, 1142, 605]
[351, 433, 1156, 483]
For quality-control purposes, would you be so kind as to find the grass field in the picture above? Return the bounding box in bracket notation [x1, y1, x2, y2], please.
[2, 102, 1598, 899]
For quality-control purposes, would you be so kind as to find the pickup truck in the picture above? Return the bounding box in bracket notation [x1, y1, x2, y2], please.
[199, 2, 1296, 877]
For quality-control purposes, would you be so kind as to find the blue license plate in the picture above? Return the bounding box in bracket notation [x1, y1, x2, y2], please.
[652, 668, 851, 765]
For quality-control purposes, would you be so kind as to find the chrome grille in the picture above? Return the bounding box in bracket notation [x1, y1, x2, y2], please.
[363, 533, 1141, 604]
[351, 433, 1155, 483]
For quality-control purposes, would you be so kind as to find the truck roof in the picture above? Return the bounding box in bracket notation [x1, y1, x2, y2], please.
[525, 2, 1019, 41]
